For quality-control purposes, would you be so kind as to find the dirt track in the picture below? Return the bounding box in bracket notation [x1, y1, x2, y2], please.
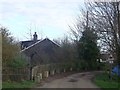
[36, 71, 101, 88]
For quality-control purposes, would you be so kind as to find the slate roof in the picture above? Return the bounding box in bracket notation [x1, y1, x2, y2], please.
[21, 40, 40, 50]
[21, 38, 61, 52]
[20, 38, 61, 65]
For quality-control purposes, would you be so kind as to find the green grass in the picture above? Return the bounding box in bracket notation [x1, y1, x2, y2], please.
[94, 73, 120, 89]
[2, 80, 35, 88]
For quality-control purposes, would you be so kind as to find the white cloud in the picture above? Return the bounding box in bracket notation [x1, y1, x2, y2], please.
[0, 0, 83, 3]
[0, 0, 84, 40]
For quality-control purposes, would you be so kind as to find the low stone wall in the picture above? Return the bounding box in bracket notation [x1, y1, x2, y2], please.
[32, 63, 74, 83]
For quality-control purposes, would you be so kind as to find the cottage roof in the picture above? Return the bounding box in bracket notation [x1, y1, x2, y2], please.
[20, 38, 61, 52]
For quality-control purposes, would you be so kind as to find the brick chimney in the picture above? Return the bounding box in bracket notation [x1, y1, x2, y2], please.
[33, 32, 38, 41]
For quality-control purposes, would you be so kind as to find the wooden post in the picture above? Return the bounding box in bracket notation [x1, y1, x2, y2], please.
[30, 67, 32, 80]
[70, 67, 73, 71]
[37, 75, 40, 83]
[39, 73, 42, 80]
[50, 70, 55, 75]
[64, 69, 66, 72]
[35, 75, 37, 83]
[44, 71, 49, 78]
[35, 74, 41, 83]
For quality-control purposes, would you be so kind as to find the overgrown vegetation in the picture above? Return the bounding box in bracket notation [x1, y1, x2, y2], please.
[1, 27, 29, 68]
[1, 27, 20, 67]
[1, 27, 29, 85]
[8, 55, 28, 68]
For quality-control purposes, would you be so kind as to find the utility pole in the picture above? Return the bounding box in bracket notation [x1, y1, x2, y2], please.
[117, 2, 120, 40]
[86, 11, 89, 30]
[117, 2, 120, 65]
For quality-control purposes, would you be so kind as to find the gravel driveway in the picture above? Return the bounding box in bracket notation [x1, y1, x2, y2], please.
[36, 71, 101, 88]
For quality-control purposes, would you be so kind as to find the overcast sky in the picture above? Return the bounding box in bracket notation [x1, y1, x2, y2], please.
[0, 0, 85, 41]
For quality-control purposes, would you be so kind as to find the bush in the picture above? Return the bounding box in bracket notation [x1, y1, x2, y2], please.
[8, 54, 28, 68]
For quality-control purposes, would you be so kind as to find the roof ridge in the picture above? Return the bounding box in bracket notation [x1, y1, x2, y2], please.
[20, 40, 42, 52]
[47, 38, 61, 47]
[20, 38, 61, 52]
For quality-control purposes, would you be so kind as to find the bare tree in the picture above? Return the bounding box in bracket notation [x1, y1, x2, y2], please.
[70, 2, 120, 64]
[85, 2, 120, 64]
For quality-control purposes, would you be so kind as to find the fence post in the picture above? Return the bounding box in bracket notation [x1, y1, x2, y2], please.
[70, 67, 73, 71]
[30, 67, 33, 80]
[35, 74, 40, 83]
[39, 73, 42, 80]
[44, 71, 49, 78]
[64, 68, 66, 72]
[50, 70, 55, 75]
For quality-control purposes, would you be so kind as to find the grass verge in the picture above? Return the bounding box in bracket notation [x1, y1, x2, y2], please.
[2, 80, 35, 88]
[93, 72, 120, 89]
